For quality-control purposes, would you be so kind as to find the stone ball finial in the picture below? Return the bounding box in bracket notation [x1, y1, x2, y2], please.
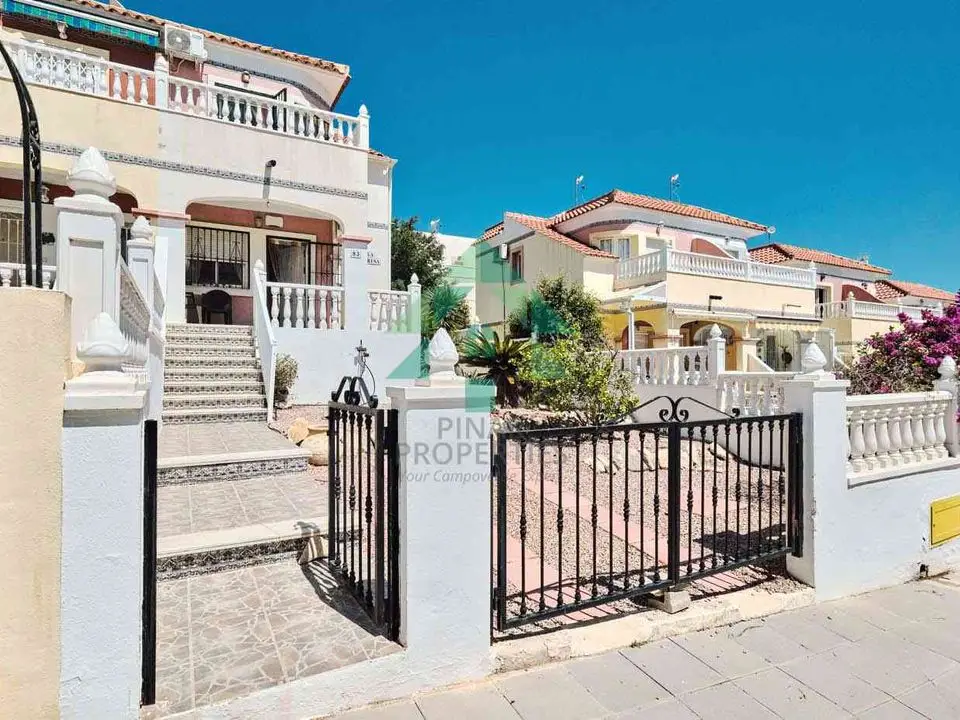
[708, 323, 723, 340]
[67, 147, 117, 199]
[939, 355, 957, 381]
[427, 328, 462, 385]
[129, 215, 153, 241]
[801, 339, 827, 374]
[76, 312, 129, 374]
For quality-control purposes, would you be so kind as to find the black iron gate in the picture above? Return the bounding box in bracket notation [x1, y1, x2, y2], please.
[327, 372, 401, 641]
[491, 397, 803, 631]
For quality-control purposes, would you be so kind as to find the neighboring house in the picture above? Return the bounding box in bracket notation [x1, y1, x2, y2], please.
[0, 0, 394, 321]
[750, 243, 951, 362]
[475, 189, 825, 371]
[435, 231, 476, 316]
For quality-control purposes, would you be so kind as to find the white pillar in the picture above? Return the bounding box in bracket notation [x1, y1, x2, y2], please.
[60, 313, 146, 720]
[782, 340, 850, 594]
[157, 215, 187, 324]
[356, 103, 370, 149]
[385, 329, 495, 671]
[622, 302, 636, 350]
[935, 356, 958, 457]
[407, 273, 422, 335]
[54, 147, 123, 348]
[341, 236, 371, 331]
[153, 54, 168, 109]
[706, 323, 726, 379]
[127, 217, 165, 422]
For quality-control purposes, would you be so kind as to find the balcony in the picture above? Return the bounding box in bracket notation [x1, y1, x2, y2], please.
[817, 300, 942, 323]
[0, 37, 368, 150]
[614, 247, 817, 290]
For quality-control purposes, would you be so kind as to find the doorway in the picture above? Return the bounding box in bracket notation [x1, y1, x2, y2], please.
[266, 236, 342, 287]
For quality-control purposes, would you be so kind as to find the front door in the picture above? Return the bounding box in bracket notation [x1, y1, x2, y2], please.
[266, 236, 311, 285]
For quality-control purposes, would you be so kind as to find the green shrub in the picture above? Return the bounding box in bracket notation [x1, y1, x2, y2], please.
[274, 353, 298, 405]
[520, 335, 637, 425]
[461, 332, 529, 407]
[508, 275, 605, 347]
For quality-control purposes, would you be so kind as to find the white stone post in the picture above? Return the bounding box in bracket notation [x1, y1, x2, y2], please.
[407, 273, 422, 335]
[385, 329, 495, 676]
[54, 147, 123, 348]
[935, 355, 958, 457]
[153, 54, 168, 109]
[706, 323, 726, 380]
[622, 302, 636, 351]
[341, 236, 371, 331]
[156, 215, 187, 324]
[60, 313, 146, 720]
[781, 339, 850, 595]
[127, 217, 164, 422]
[356, 103, 370, 149]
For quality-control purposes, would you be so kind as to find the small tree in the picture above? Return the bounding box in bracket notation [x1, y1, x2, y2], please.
[508, 275, 606, 348]
[844, 292, 960, 394]
[390, 217, 446, 292]
[461, 332, 529, 407]
[520, 334, 637, 425]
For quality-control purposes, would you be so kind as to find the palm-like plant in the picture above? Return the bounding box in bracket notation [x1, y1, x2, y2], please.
[462, 332, 529, 407]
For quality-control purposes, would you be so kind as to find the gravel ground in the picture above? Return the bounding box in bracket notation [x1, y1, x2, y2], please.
[269, 404, 329, 481]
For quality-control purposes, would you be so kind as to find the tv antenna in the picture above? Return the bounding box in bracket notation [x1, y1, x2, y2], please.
[574, 175, 586, 203]
[669, 173, 681, 200]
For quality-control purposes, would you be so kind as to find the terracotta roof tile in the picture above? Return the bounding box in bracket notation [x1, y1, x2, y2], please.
[551, 189, 770, 232]
[64, 1, 349, 74]
[749, 243, 891, 274]
[875, 279, 956, 303]
[505, 213, 617, 259]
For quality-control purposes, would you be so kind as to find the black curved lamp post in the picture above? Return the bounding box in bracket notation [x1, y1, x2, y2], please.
[0, 38, 43, 288]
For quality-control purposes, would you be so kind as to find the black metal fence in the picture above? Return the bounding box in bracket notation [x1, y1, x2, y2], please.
[327, 401, 401, 640]
[491, 400, 803, 631]
[141, 419, 158, 706]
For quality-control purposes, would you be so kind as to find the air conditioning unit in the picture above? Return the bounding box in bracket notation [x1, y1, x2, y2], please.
[164, 25, 207, 62]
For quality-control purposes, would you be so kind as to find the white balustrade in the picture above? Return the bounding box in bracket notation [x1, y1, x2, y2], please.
[613, 247, 816, 290]
[0, 36, 368, 149]
[846, 392, 953, 476]
[368, 290, 416, 333]
[0, 262, 56, 288]
[816, 300, 941, 322]
[116, 259, 150, 381]
[622, 346, 714, 386]
[718, 372, 796, 416]
[265, 282, 344, 330]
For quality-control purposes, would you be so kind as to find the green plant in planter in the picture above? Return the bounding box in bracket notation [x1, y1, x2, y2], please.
[274, 353, 299, 406]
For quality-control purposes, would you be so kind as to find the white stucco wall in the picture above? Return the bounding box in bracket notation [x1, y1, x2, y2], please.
[276, 329, 421, 404]
[60, 392, 146, 720]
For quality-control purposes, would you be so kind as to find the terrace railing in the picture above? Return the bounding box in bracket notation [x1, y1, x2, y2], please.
[817, 300, 941, 323]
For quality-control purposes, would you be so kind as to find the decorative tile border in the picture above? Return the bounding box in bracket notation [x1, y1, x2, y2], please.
[164, 354, 259, 368]
[158, 538, 307, 580]
[163, 395, 267, 410]
[0, 136, 368, 200]
[160, 409, 270, 425]
[166, 323, 254, 336]
[158, 455, 308, 484]
[165, 381, 264, 394]
[164, 368, 263, 381]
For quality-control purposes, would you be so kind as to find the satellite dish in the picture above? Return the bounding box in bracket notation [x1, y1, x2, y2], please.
[767, 226, 777, 235]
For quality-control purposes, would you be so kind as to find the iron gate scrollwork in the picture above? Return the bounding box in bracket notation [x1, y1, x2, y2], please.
[491, 396, 804, 632]
[327, 347, 401, 641]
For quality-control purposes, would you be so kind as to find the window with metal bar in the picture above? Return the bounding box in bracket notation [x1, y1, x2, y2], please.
[0, 211, 24, 264]
[185, 225, 250, 289]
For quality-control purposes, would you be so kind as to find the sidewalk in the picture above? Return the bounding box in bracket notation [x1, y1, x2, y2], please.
[327, 576, 960, 720]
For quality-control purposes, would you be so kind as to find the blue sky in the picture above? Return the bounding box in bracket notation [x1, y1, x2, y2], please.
[135, 0, 959, 290]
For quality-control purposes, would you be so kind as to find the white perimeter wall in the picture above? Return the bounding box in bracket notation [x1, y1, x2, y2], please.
[276, 329, 421, 404]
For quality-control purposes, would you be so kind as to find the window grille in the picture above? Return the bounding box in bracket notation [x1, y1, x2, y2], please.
[185, 225, 250, 288]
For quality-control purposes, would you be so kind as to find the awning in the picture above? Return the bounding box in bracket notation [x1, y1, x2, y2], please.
[601, 282, 667, 307]
[669, 307, 755, 323]
[754, 317, 822, 333]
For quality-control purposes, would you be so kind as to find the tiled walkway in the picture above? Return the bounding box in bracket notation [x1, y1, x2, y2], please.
[330, 577, 960, 719]
[158, 473, 327, 538]
[159, 421, 300, 460]
[156, 560, 399, 716]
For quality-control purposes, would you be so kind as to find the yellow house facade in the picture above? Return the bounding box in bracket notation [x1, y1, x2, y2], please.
[475, 189, 826, 371]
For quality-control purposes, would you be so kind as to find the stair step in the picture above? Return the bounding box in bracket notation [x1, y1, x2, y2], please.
[158, 448, 311, 484]
[166, 323, 253, 337]
[158, 516, 326, 579]
[164, 367, 262, 381]
[165, 355, 259, 369]
[163, 393, 267, 410]
[161, 407, 269, 424]
[165, 379, 264, 394]
[166, 344, 256, 358]
[166, 334, 256, 349]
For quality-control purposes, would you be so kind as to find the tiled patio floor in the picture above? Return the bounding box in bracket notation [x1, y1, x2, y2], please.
[158, 473, 328, 538]
[159, 421, 299, 460]
[155, 560, 399, 716]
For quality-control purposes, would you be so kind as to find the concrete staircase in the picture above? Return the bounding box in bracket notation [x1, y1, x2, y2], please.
[163, 323, 269, 424]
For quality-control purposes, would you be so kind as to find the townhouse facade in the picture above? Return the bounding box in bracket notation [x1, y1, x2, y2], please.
[475, 189, 827, 371]
[750, 243, 954, 363]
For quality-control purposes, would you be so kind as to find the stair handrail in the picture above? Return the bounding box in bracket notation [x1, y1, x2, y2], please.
[253, 260, 278, 421]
